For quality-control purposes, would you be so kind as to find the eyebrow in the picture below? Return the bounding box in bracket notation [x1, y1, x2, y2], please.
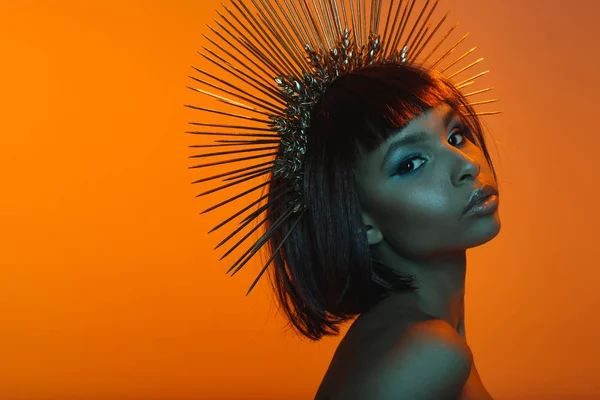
[381, 108, 459, 170]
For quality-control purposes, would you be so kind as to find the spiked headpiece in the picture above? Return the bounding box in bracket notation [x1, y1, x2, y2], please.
[185, 0, 499, 295]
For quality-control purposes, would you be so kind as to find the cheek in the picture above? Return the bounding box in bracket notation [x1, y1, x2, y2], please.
[376, 186, 463, 251]
[384, 186, 455, 226]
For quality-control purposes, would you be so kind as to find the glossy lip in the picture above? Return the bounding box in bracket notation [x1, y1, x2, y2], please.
[462, 184, 499, 215]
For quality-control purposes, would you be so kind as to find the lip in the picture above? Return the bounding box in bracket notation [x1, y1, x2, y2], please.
[462, 184, 499, 215]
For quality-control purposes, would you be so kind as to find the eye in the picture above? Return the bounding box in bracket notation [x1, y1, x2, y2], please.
[395, 155, 427, 175]
[396, 127, 466, 175]
[448, 128, 465, 147]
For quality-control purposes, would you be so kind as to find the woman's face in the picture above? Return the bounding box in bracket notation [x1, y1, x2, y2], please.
[354, 102, 501, 259]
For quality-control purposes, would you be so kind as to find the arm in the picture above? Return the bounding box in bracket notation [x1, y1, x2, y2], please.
[342, 319, 473, 400]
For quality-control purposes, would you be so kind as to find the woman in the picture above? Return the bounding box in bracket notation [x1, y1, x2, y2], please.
[189, 1, 499, 398]
[290, 64, 500, 399]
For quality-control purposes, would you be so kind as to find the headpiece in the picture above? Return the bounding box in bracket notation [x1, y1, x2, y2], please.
[185, 0, 499, 295]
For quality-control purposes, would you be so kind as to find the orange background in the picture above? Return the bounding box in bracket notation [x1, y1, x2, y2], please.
[1, 0, 599, 399]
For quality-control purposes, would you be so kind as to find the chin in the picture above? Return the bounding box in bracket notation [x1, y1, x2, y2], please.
[466, 212, 501, 248]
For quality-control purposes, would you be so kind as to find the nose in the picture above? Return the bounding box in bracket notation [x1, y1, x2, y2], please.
[451, 151, 481, 186]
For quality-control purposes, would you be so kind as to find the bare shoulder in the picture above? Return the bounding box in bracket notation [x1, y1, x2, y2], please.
[382, 319, 473, 394]
[315, 317, 473, 400]
[402, 318, 472, 357]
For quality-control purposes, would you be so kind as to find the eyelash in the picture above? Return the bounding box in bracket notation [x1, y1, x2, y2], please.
[395, 128, 466, 176]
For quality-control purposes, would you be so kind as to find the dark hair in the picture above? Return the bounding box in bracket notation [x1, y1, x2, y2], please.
[264, 63, 496, 341]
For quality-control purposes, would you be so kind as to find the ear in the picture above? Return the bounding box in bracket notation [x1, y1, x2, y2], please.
[361, 211, 384, 246]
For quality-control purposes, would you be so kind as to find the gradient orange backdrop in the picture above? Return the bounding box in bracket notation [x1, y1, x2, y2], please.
[1, 0, 599, 399]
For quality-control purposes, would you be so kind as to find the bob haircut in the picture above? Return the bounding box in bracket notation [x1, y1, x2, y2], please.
[264, 63, 496, 341]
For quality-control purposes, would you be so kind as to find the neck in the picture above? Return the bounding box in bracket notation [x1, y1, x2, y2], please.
[376, 247, 467, 333]
[414, 252, 466, 330]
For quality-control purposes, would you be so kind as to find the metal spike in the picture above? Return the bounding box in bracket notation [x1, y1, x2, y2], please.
[446, 57, 484, 80]
[464, 99, 499, 107]
[232, 0, 299, 77]
[282, 0, 318, 51]
[456, 80, 475, 89]
[222, 220, 266, 269]
[381, 0, 398, 55]
[430, 31, 469, 69]
[407, 24, 429, 62]
[187, 85, 277, 118]
[300, 0, 328, 52]
[326, 0, 339, 42]
[349, 0, 360, 45]
[252, 0, 308, 74]
[389, 0, 415, 55]
[222, 3, 290, 77]
[357, 0, 364, 46]
[258, 0, 311, 72]
[245, 212, 303, 295]
[311, 0, 334, 49]
[214, 139, 280, 144]
[247, 189, 295, 230]
[408, 12, 448, 63]
[190, 151, 277, 170]
[455, 70, 489, 87]
[189, 142, 277, 149]
[354, 0, 360, 45]
[229, 205, 297, 276]
[240, 36, 295, 78]
[239, 193, 279, 226]
[200, 179, 271, 214]
[209, 192, 268, 234]
[190, 146, 279, 160]
[194, 58, 282, 109]
[362, 0, 368, 45]
[369, 0, 375, 36]
[363, 0, 371, 35]
[327, 0, 342, 37]
[192, 161, 274, 185]
[406, 0, 437, 59]
[281, 0, 317, 51]
[257, 12, 308, 74]
[200, 49, 283, 103]
[204, 26, 273, 88]
[214, 98, 274, 118]
[317, 0, 337, 48]
[223, 166, 273, 182]
[186, 131, 280, 138]
[208, 187, 289, 234]
[383, 1, 403, 56]
[221, 198, 288, 263]
[339, 0, 349, 31]
[196, 167, 271, 197]
[419, 21, 457, 66]
[440, 46, 476, 73]
[189, 121, 274, 132]
[215, 10, 287, 78]
[373, 0, 383, 32]
[190, 67, 284, 112]
[398, 0, 429, 55]
[462, 87, 494, 97]
[217, 203, 274, 256]
[363, 0, 368, 45]
[186, 104, 273, 124]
